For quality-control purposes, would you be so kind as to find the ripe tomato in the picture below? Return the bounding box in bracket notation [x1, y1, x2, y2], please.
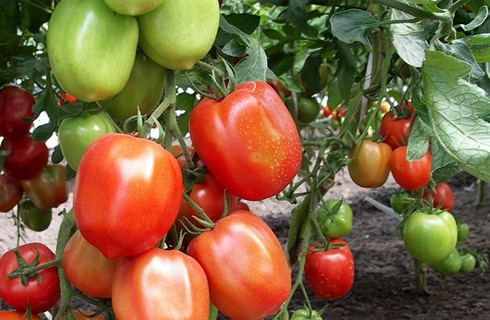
[20, 164, 68, 210]
[1, 135, 49, 180]
[268, 78, 292, 98]
[389, 146, 431, 191]
[58, 92, 77, 105]
[63, 230, 119, 298]
[235, 201, 250, 211]
[322, 105, 331, 117]
[0, 86, 35, 140]
[0, 242, 60, 313]
[112, 248, 209, 320]
[58, 112, 116, 170]
[189, 80, 302, 201]
[60, 311, 105, 320]
[316, 199, 353, 238]
[19, 199, 52, 232]
[304, 238, 354, 300]
[379, 103, 413, 149]
[104, 0, 164, 15]
[423, 182, 455, 212]
[402, 210, 457, 264]
[137, 0, 220, 70]
[0, 173, 23, 212]
[429, 248, 462, 275]
[348, 140, 392, 188]
[73, 133, 183, 259]
[187, 210, 291, 320]
[297, 95, 320, 123]
[97, 50, 166, 122]
[47, 0, 139, 101]
[331, 105, 346, 121]
[170, 144, 197, 169]
[0, 311, 41, 320]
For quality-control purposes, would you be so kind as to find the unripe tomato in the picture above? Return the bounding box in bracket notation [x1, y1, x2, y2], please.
[316, 199, 353, 238]
[19, 199, 52, 232]
[297, 96, 320, 123]
[459, 253, 476, 274]
[457, 222, 470, 242]
[348, 140, 392, 188]
[20, 164, 68, 210]
[430, 248, 462, 275]
[104, 0, 164, 16]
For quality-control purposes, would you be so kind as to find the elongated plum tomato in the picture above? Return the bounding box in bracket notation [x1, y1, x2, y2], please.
[73, 133, 183, 259]
[189, 80, 302, 201]
[187, 210, 292, 320]
[137, 0, 219, 70]
[112, 248, 209, 320]
[348, 140, 392, 188]
[46, 0, 139, 101]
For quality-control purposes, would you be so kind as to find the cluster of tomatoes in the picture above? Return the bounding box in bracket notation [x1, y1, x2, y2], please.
[0, 86, 68, 232]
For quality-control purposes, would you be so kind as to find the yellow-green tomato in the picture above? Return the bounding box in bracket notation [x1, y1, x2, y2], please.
[317, 199, 353, 238]
[47, 0, 139, 102]
[137, 0, 220, 70]
[459, 253, 476, 274]
[104, 0, 164, 16]
[58, 112, 116, 170]
[430, 249, 462, 275]
[97, 50, 166, 122]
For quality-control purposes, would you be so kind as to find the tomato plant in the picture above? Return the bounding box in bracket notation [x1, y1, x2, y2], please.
[73, 133, 183, 259]
[389, 146, 432, 191]
[0, 173, 23, 213]
[62, 230, 119, 298]
[20, 164, 68, 210]
[187, 210, 291, 320]
[1, 135, 49, 181]
[304, 238, 354, 300]
[403, 210, 458, 264]
[189, 80, 302, 201]
[0, 86, 35, 140]
[423, 182, 455, 212]
[0, 242, 60, 313]
[112, 248, 209, 320]
[316, 199, 353, 238]
[348, 140, 392, 188]
[19, 199, 52, 232]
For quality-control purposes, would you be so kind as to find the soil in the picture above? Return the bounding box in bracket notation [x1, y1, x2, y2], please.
[1, 171, 489, 320]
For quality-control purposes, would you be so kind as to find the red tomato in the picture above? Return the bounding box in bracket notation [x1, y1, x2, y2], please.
[0, 242, 60, 313]
[348, 140, 392, 188]
[112, 248, 209, 320]
[235, 201, 250, 211]
[423, 182, 455, 212]
[322, 105, 331, 117]
[20, 164, 68, 210]
[268, 78, 292, 98]
[170, 144, 196, 169]
[0, 173, 23, 212]
[60, 311, 105, 320]
[1, 135, 49, 180]
[389, 146, 432, 191]
[73, 133, 183, 259]
[63, 230, 119, 298]
[187, 210, 291, 320]
[379, 102, 414, 150]
[189, 80, 302, 201]
[58, 92, 77, 105]
[0, 311, 41, 320]
[331, 105, 346, 121]
[0, 86, 35, 140]
[304, 238, 354, 300]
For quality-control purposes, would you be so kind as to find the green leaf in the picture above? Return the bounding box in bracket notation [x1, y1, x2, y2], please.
[335, 40, 357, 101]
[460, 6, 488, 31]
[330, 9, 379, 46]
[459, 33, 490, 63]
[407, 117, 431, 161]
[421, 50, 490, 182]
[283, 0, 309, 29]
[175, 92, 196, 137]
[224, 13, 261, 35]
[430, 139, 462, 183]
[436, 41, 484, 79]
[390, 10, 428, 68]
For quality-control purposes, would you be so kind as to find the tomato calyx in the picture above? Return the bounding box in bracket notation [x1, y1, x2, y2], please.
[7, 248, 60, 286]
[309, 239, 346, 252]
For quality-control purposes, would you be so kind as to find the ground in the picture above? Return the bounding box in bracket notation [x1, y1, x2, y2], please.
[0, 170, 488, 319]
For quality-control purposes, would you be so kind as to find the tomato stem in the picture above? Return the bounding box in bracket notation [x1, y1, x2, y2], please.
[414, 259, 430, 294]
[182, 192, 215, 227]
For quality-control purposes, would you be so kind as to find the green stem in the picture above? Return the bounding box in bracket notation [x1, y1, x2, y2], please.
[182, 192, 215, 226]
[370, 0, 452, 21]
[414, 259, 429, 294]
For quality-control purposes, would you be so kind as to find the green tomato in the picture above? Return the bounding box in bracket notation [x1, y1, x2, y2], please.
[459, 253, 476, 274]
[47, 0, 139, 102]
[19, 199, 52, 232]
[104, 0, 164, 15]
[317, 199, 353, 238]
[58, 112, 116, 170]
[297, 96, 320, 123]
[98, 50, 166, 122]
[390, 191, 413, 214]
[137, 0, 220, 70]
[430, 249, 462, 275]
[457, 222, 470, 242]
[403, 210, 457, 264]
[291, 309, 323, 320]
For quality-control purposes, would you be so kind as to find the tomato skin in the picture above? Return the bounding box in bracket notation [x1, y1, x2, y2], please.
[457, 222, 470, 242]
[187, 210, 292, 320]
[60, 311, 105, 320]
[0, 86, 35, 140]
[19, 199, 52, 232]
[0, 311, 41, 320]
[1, 135, 49, 181]
[0, 173, 23, 212]
[348, 140, 392, 188]
[235, 201, 250, 211]
[0, 243, 60, 313]
[112, 248, 209, 320]
[379, 106, 413, 149]
[189, 80, 302, 201]
[423, 182, 455, 212]
[20, 164, 68, 210]
[389, 146, 432, 191]
[317, 199, 353, 238]
[73, 133, 183, 259]
[304, 239, 354, 300]
[297, 96, 320, 123]
[459, 253, 476, 274]
[63, 230, 119, 298]
[403, 210, 457, 263]
[430, 248, 462, 275]
[47, 0, 139, 102]
[98, 50, 166, 122]
[137, 0, 220, 70]
[104, 0, 164, 15]
[58, 112, 116, 170]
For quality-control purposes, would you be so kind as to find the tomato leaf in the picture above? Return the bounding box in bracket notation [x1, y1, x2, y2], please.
[390, 10, 428, 68]
[407, 117, 430, 161]
[435, 41, 484, 79]
[330, 9, 379, 46]
[430, 139, 462, 184]
[459, 5, 488, 31]
[421, 50, 490, 182]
